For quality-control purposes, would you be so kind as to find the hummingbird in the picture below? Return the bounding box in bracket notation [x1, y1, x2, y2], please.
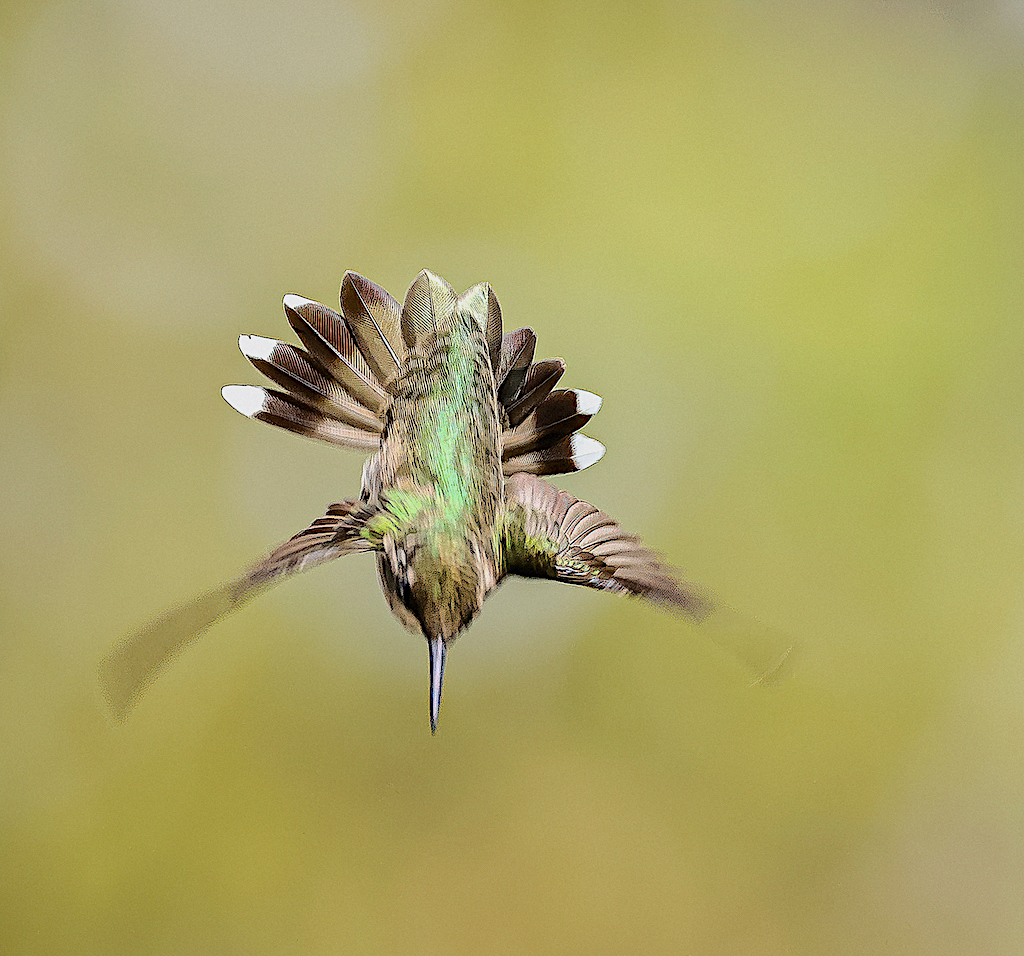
[100, 270, 794, 732]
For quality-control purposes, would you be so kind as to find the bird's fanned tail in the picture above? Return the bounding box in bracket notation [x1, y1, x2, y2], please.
[224, 271, 606, 476]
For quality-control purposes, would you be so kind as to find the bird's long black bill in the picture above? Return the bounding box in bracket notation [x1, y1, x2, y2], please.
[427, 637, 447, 735]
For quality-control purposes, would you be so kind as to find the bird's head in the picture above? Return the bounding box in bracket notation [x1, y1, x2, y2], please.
[378, 533, 493, 732]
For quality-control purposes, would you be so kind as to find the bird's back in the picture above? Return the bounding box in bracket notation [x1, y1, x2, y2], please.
[379, 309, 503, 531]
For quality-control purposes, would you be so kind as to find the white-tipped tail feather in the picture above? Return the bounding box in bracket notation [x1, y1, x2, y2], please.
[572, 390, 602, 417]
[222, 384, 268, 418]
[500, 387, 603, 465]
[238, 334, 279, 362]
[569, 434, 605, 470]
[224, 383, 378, 450]
[282, 293, 316, 312]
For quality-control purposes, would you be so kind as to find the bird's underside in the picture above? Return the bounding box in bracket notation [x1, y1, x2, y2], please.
[100, 270, 795, 732]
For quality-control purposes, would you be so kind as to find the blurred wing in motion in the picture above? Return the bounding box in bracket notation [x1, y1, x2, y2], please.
[501, 473, 796, 682]
[99, 500, 376, 718]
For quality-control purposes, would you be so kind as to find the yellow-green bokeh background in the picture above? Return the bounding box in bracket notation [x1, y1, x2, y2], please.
[2, 2, 1022, 953]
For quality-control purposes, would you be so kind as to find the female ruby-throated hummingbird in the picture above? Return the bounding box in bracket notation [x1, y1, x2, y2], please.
[101, 270, 794, 732]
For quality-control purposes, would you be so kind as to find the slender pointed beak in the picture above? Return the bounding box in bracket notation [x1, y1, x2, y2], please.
[427, 636, 446, 735]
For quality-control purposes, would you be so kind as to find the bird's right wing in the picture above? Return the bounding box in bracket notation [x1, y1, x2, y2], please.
[501, 473, 796, 682]
[99, 500, 378, 718]
[501, 473, 711, 616]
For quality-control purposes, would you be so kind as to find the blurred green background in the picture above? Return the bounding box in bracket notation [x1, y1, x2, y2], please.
[2, 1, 1022, 953]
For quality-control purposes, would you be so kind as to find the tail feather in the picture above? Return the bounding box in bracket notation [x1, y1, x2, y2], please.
[222, 385, 380, 451]
[502, 358, 565, 427]
[495, 328, 537, 409]
[492, 323, 598, 475]
[401, 270, 459, 349]
[458, 282, 504, 373]
[339, 272, 405, 388]
[283, 294, 390, 414]
[502, 389, 602, 458]
[502, 432, 606, 476]
[238, 335, 382, 433]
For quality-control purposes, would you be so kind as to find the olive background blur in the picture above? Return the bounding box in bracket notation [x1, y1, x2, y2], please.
[2, 2, 1022, 954]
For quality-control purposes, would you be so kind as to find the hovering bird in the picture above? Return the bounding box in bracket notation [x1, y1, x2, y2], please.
[100, 270, 793, 732]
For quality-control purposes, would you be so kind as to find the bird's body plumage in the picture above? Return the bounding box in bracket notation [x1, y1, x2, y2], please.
[101, 270, 794, 732]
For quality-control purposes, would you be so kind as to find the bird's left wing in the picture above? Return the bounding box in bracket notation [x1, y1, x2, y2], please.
[100, 500, 378, 718]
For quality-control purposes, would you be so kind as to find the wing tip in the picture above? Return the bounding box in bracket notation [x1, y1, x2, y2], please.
[97, 654, 138, 722]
